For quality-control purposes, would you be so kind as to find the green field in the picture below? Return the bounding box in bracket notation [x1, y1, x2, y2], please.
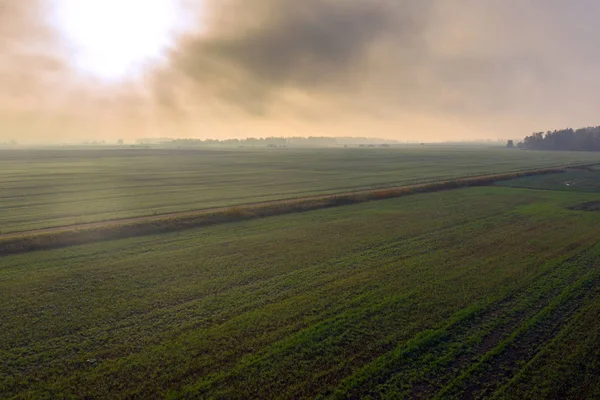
[2, 146, 600, 233]
[497, 165, 600, 193]
[4, 181, 600, 398]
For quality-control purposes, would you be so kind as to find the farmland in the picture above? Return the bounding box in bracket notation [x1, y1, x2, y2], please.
[2, 146, 600, 233]
[497, 164, 600, 193]
[4, 176, 600, 398]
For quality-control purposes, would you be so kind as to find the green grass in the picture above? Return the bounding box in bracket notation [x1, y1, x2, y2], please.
[3, 185, 600, 398]
[2, 146, 600, 233]
[496, 165, 600, 193]
[0, 165, 567, 255]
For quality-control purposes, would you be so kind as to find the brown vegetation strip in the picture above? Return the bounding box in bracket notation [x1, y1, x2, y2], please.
[0, 166, 580, 255]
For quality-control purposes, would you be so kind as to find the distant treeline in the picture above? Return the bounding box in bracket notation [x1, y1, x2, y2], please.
[137, 136, 399, 147]
[519, 127, 600, 151]
[171, 137, 336, 147]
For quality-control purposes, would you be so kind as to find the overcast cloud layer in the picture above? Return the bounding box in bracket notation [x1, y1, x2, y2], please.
[3, 0, 600, 142]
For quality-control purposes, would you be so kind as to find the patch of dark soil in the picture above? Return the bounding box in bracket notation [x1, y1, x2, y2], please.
[568, 200, 600, 211]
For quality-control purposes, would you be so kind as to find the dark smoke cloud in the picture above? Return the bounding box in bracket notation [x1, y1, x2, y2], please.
[158, 0, 600, 138]
[4, 0, 600, 142]
[160, 0, 432, 114]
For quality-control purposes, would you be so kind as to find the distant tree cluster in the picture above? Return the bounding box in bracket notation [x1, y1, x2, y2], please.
[518, 126, 600, 151]
[146, 136, 400, 148]
[359, 144, 391, 148]
[169, 136, 336, 147]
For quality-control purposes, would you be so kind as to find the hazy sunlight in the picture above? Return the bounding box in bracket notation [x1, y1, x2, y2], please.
[51, 0, 190, 81]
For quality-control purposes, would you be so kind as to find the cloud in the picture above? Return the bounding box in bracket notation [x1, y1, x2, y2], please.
[158, 0, 431, 115]
[0, 0, 152, 142]
[4, 0, 600, 142]
[0, 1, 63, 107]
[156, 0, 600, 138]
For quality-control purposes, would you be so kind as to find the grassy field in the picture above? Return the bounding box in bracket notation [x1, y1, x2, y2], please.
[2, 146, 600, 233]
[4, 183, 600, 399]
[497, 164, 600, 193]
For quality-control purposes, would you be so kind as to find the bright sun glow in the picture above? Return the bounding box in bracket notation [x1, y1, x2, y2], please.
[52, 0, 187, 81]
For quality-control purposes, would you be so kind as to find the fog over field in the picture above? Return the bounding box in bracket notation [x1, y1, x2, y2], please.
[3, 0, 600, 142]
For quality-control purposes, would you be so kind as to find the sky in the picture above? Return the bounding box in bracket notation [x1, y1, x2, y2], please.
[2, 0, 600, 143]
